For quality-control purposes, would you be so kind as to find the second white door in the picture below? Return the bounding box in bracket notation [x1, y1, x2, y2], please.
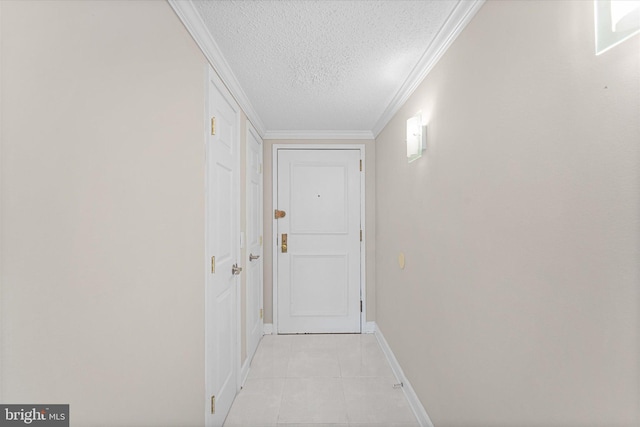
[276, 149, 362, 334]
[246, 124, 263, 360]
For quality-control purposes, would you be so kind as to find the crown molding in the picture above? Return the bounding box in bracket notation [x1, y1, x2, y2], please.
[168, 0, 267, 137]
[263, 130, 375, 140]
[371, 0, 485, 138]
[170, 0, 483, 140]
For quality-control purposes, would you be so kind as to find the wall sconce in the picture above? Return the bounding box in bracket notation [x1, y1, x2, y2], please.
[595, 0, 640, 54]
[406, 112, 426, 163]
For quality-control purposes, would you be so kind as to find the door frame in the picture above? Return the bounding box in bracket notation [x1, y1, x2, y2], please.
[204, 65, 242, 426]
[271, 144, 366, 334]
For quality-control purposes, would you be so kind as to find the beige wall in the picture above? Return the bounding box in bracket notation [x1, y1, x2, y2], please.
[375, 1, 639, 426]
[263, 139, 376, 324]
[1, 1, 208, 425]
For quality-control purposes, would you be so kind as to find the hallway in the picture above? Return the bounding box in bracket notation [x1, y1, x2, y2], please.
[2, 1, 638, 426]
[224, 334, 419, 426]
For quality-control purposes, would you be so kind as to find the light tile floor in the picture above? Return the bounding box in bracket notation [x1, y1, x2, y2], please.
[224, 334, 419, 427]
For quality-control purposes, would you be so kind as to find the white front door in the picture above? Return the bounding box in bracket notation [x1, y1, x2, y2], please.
[246, 123, 263, 360]
[276, 149, 362, 334]
[205, 68, 240, 427]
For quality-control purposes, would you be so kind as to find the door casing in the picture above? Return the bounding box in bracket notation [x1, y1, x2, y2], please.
[271, 144, 366, 334]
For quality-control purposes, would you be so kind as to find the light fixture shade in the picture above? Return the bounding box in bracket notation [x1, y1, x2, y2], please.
[611, 0, 640, 32]
[406, 112, 426, 163]
[595, 0, 640, 54]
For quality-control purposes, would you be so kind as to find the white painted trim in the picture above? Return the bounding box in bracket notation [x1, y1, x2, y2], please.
[271, 147, 279, 334]
[169, 0, 482, 140]
[247, 122, 263, 144]
[358, 147, 367, 333]
[263, 130, 374, 140]
[363, 321, 377, 334]
[263, 323, 273, 335]
[168, 0, 266, 136]
[374, 325, 435, 427]
[240, 356, 251, 388]
[241, 333, 265, 388]
[371, 0, 485, 137]
[272, 144, 366, 335]
[270, 144, 367, 152]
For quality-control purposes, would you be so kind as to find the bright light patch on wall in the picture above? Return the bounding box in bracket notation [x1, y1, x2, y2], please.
[595, 0, 640, 54]
[406, 112, 426, 163]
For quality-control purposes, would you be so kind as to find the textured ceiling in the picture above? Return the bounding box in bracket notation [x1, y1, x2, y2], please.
[191, 0, 458, 134]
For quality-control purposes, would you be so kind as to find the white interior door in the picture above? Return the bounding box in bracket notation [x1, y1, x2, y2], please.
[276, 149, 361, 334]
[246, 124, 263, 360]
[205, 68, 240, 427]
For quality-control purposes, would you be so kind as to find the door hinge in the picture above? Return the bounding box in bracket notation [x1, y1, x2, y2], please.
[211, 395, 215, 414]
[275, 209, 286, 219]
[360, 229, 363, 242]
[259, 235, 263, 246]
[211, 256, 215, 274]
[359, 159, 363, 171]
[260, 308, 263, 319]
[360, 301, 363, 312]
[259, 163, 263, 174]
[211, 117, 216, 135]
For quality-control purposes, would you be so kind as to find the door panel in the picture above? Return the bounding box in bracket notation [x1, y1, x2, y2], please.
[291, 164, 347, 233]
[290, 254, 348, 316]
[216, 166, 233, 262]
[206, 69, 239, 427]
[276, 149, 361, 334]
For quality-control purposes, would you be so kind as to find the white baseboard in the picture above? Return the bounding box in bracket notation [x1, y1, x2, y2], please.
[240, 355, 250, 388]
[264, 322, 375, 334]
[374, 324, 435, 427]
[363, 321, 377, 333]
